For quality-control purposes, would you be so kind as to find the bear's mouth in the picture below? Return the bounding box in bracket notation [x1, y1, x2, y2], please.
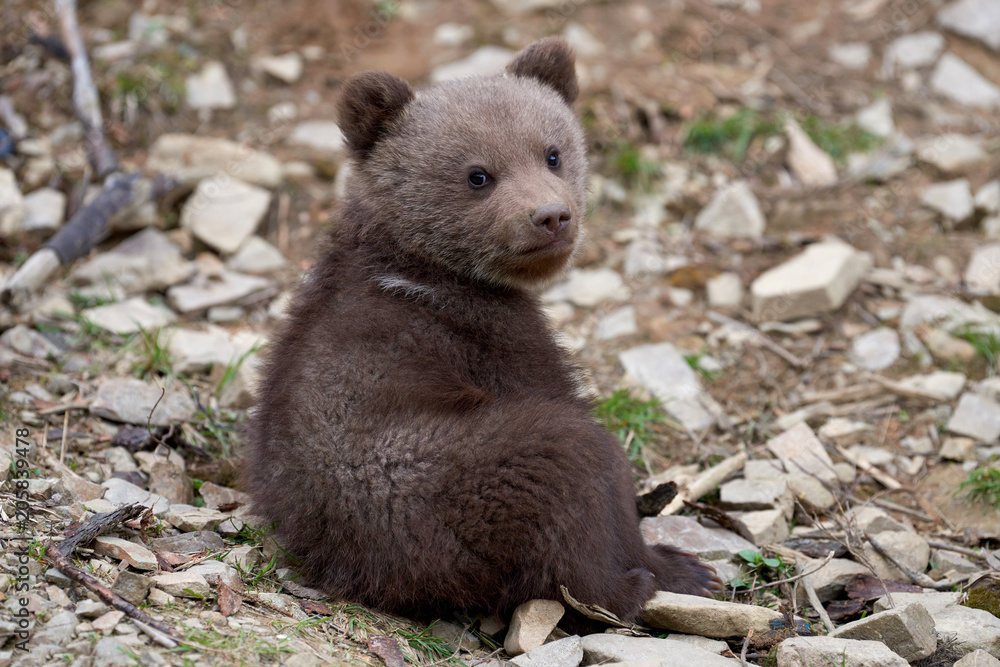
[522, 238, 573, 255]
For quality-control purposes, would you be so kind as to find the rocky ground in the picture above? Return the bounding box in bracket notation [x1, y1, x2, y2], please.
[2, 0, 1000, 665]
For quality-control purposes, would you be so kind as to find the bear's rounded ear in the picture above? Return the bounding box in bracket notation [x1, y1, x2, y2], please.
[338, 71, 415, 157]
[506, 37, 578, 105]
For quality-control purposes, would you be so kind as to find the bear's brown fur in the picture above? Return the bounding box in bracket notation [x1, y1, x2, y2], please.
[244, 38, 721, 624]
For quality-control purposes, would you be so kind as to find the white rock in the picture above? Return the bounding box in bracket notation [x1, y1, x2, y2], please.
[694, 181, 765, 238]
[965, 244, 1000, 294]
[510, 635, 582, 667]
[777, 636, 908, 667]
[733, 508, 789, 545]
[167, 269, 271, 314]
[977, 181, 1000, 215]
[287, 121, 346, 154]
[785, 117, 838, 187]
[954, 650, 1000, 667]
[940, 436, 977, 462]
[21, 188, 65, 233]
[91, 378, 195, 426]
[185, 61, 236, 110]
[147, 133, 282, 188]
[226, 235, 287, 274]
[855, 98, 895, 138]
[562, 22, 604, 58]
[893, 371, 966, 400]
[253, 52, 303, 83]
[580, 634, 735, 666]
[886, 32, 945, 70]
[163, 504, 227, 532]
[916, 134, 986, 173]
[70, 228, 195, 294]
[0, 324, 63, 359]
[186, 561, 242, 590]
[641, 591, 783, 637]
[92, 536, 158, 571]
[101, 478, 169, 515]
[706, 272, 743, 308]
[150, 572, 210, 598]
[830, 603, 936, 661]
[850, 327, 900, 370]
[930, 53, 1000, 108]
[920, 178, 974, 223]
[751, 240, 873, 321]
[181, 178, 271, 255]
[504, 599, 564, 656]
[430, 46, 513, 83]
[767, 422, 838, 484]
[947, 392, 1000, 442]
[938, 0, 1000, 51]
[80, 297, 176, 335]
[167, 326, 237, 375]
[432, 23, 474, 47]
[864, 530, 930, 581]
[619, 343, 715, 431]
[829, 42, 871, 69]
[542, 268, 629, 308]
[0, 166, 25, 236]
[900, 294, 1000, 336]
[595, 306, 637, 340]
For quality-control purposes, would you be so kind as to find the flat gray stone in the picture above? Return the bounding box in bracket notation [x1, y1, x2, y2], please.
[922, 179, 975, 222]
[163, 504, 227, 532]
[855, 99, 895, 138]
[930, 53, 1000, 109]
[640, 515, 755, 561]
[511, 635, 582, 667]
[92, 536, 158, 571]
[580, 633, 735, 666]
[21, 187, 65, 233]
[90, 377, 195, 426]
[619, 343, 714, 431]
[955, 649, 1000, 666]
[978, 181, 1000, 215]
[147, 133, 282, 188]
[719, 478, 793, 516]
[892, 371, 966, 401]
[430, 46, 513, 82]
[595, 306, 637, 340]
[543, 268, 629, 307]
[150, 531, 225, 554]
[181, 178, 271, 255]
[776, 636, 908, 667]
[864, 530, 930, 581]
[110, 571, 152, 606]
[71, 228, 195, 294]
[0, 166, 25, 236]
[751, 241, 872, 321]
[916, 134, 986, 174]
[185, 61, 236, 110]
[829, 42, 871, 69]
[166, 270, 271, 314]
[932, 604, 1000, 656]
[80, 297, 176, 335]
[767, 422, 838, 484]
[93, 636, 135, 667]
[226, 235, 287, 274]
[642, 591, 782, 638]
[186, 560, 241, 590]
[706, 272, 743, 308]
[287, 121, 346, 154]
[965, 244, 1000, 294]
[694, 181, 765, 239]
[101, 477, 170, 514]
[0, 324, 63, 359]
[733, 508, 789, 546]
[32, 610, 77, 645]
[850, 327, 899, 370]
[798, 558, 869, 603]
[830, 603, 936, 661]
[886, 32, 944, 70]
[931, 548, 981, 575]
[253, 52, 303, 83]
[166, 326, 236, 375]
[900, 295, 1000, 336]
[150, 572, 210, 598]
[947, 392, 1000, 442]
[938, 0, 1000, 51]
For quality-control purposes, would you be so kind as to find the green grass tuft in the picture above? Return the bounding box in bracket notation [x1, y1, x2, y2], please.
[683, 108, 781, 161]
[595, 389, 664, 463]
[959, 467, 1000, 509]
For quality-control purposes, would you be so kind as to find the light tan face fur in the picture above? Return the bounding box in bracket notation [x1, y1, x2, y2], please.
[352, 75, 587, 290]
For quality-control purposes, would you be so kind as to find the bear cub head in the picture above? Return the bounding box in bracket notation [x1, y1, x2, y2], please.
[337, 38, 587, 290]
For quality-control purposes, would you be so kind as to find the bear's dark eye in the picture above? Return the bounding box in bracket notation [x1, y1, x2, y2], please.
[546, 149, 561, 169]
[468, 170, 491, 189]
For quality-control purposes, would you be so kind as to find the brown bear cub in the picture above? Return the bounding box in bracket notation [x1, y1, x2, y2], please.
[244, 38, 721, 625]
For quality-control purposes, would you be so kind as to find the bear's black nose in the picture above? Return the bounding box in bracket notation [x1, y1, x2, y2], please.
[531, 204, 572, 234]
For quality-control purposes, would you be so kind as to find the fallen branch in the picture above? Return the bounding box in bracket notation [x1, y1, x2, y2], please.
[43, 503, 181, 644]
[866, 533, 968, 591]
[796, 557, 835, 634]
[834, 444, 902, 491]
[660, 451, 748, 515]
[0, 0, 173, 307]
